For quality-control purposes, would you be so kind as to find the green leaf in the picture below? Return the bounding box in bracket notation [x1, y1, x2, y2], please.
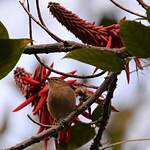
[92, 105, 103, 122]
[0, 39, 31, 79]
[120, 20, 150, 58]
[0, 21, 9, 39]
[57, 123, 96, 150]
[146, 7, 150, 23]
[64, 48, 124, 72]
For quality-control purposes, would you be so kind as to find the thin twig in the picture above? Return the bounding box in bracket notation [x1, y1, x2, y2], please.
[19, 1, 64, 43]
[110, 0, 147, 19]
[5, 73, 115, 150]
[74, 82, 99, 89]
[34, 54, 106, 79]
[35, 0, 46, 26]
[26, 0, 33, 45]
[27, 114, 51, 128]
[90, 72, 118, 150]
[136, 0, 149, 9]
[99, 138, 150, 150]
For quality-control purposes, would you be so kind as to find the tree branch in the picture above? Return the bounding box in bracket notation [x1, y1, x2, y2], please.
[90, 72, 118, 150]
[136, 0, 149, 9]
[5, 72, 115, 150]
[110, 0, 147, 19]
[34, 52, 106, 79]
[19, 1, 64, 43]
[23, 41, 127, 57]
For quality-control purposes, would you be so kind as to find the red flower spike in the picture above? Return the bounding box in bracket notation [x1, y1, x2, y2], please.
[33, 94, 47, 115]
[38, 85, 49, 96]
[33, 66, 42, 81]
[106, 35, 112, 48]
[41, 66, 47, 81]
[48, 2, 103, 46]
[22, 76, 42, 86]
[66, 79, 76, 85]
[124, 63, 130, 84]
[59, 128, 72, 145]
[46, 63, 54, 77]
[14, 67, 32, 97]
[134, 58, 143, 70]
[44, 139, 49, 150]
[37, 126, 45, 134]
[48, 2, 123, 49]
[37, 111, 46, 133]
[81, 111, 92, 119]
[12, 94, 36, 112]
[60, 70, 77, 80]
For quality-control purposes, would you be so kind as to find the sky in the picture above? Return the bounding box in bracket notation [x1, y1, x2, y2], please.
[0, 0, 150, 149]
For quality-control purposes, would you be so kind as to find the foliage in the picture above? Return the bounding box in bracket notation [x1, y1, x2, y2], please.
[120, 20, 150, 58]
[0, 22, 30, 79]
[57, 123, 96, 150]
[64, 48, 124, 72]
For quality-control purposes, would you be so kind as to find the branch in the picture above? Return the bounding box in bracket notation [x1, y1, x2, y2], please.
[110, 0, 147, 19]
[19, 1, 64, 43]
[74, 82, 99, 89]
[136, 0, 149, 9]
[35, 0, 46, 26]
[5, 72, 115, 150]
[26, 0, 33, 45]
[23, 41, 127, 56]
[99, 138, 150, 150]
[34, 52, 106, 79]
[90, 72, 118, 150]
[23, 41, 127, 79]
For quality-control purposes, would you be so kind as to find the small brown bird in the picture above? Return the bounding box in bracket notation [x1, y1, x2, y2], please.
[47, 77, 76, 120]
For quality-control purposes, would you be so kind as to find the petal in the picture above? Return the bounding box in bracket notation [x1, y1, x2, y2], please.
[60, 70, 77, 79]
[46, 63, 54, 77]
[33, 94, 47, 115]
[38, 85, 49, 96]
[106, 35, 112, 48]
[66, 79, 76, 85]
[12, 94, 37, 112]
[81, 111, 92, 119]
[44, 139, 49, 150]
[41, 66, 47, 81]
[22, 76, 41, 86]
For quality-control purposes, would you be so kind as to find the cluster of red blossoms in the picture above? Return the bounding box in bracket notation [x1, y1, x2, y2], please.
[13, 64, 118, 149]
[13, 64, 75, 149]
[48, 2, 143, 82]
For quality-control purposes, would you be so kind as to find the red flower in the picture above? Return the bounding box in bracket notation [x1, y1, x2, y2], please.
[13, 64, 118, 149]
[13, 64, 77, 149]
[48, 2, 143, 83]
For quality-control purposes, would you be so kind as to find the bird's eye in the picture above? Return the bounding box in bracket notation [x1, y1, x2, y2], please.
[53, 77, 60, 82]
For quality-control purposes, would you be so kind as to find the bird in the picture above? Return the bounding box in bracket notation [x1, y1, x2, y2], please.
[47, 77, 76, 120]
